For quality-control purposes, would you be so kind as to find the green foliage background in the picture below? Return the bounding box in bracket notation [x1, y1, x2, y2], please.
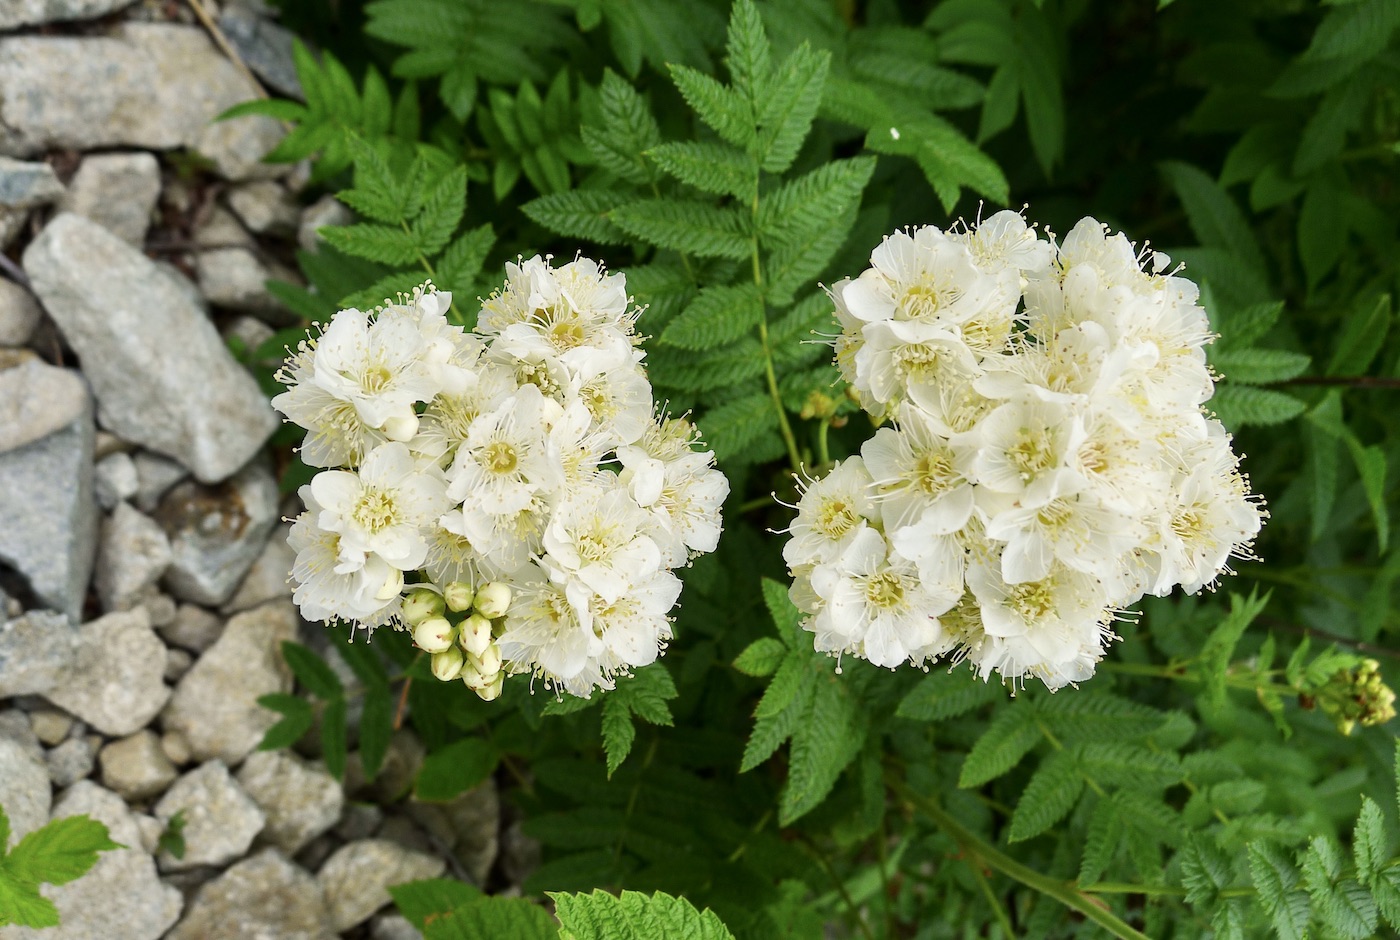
[240, 0, 1400, 935]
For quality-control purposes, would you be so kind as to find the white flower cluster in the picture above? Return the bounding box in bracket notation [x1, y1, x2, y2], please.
[786, 212, 1265, 690]
[274, 258, 729, 698]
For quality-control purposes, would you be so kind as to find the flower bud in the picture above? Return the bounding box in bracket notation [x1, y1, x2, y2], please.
[457, 612, 493, 658]
[375, 566, 405, 601]
[470, 641, 502, 678]
[474, 581, 513, 619]
[383, 413, 420, 442]
[461, 660, 488, 691]
[443, 581, 475, 613]
[412, 616, 455, 654]
[474, 672, 504, 702]
[431, 646, 464, 682]
[401, 588, 445, 626]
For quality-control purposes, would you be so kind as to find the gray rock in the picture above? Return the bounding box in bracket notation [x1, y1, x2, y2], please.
[236, 750, 344, 855]
[161, 600, 296, 765]
[499, 817, 541, 889]
[0, 0, 134, 30]
[334, 802, 383, 842]
[1, 782, 182, 940]
[226, 181, 299, 236]
[93, 451, 139, 510]
[372, 914, 424, 940]
[142, 592, 177, 628]
[99, 729, 177, 801]
[0, 24, 282, 178]
[94, 502, 172, 612]
[132, 451, 187, 512]
[165, 646, 194, 682]
[157, 458, 279, 605]
[154, 760, 266, 871]
[57, 152, 161, 246]
[0, 736, 49, 843]
[158, 603, 223, 653]
[194, 205, 256, 250]
[217, 4, 303, 99]
[134, 812, 163, 854]
[0, 157, 64, 209]
[0, 279, 41, 347]
[167, 849, 334, 940]
[45, 735, 94, 787]
[317, 839, 446, 932]
[222, 524, 294, 614]
[28, 707, 74, 746]
[0, 610, 77, 698]
[442, 779, 499, 886]
[160, 729, 192, 767]
[44, 608, 171, 737]
[0, 359, 95, 623]
[223, 315, 276, 362]
[0, 708, 43, 762]
[23, 213, 278, 484]
[297, 194, 354, 253]
[196, 247, 289, 319]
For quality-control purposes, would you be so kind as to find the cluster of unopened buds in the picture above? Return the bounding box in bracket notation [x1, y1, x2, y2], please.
[401, 581, 512, 701]
[274, 255, 728, 699]
[785, 211, 1266, 690]
[1317, 659, 1398, 736]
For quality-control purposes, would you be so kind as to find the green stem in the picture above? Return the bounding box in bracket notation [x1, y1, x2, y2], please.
[1080, 883, 1255, 899]
[802, 837, 876, 940]
[971, 862, 1017, 937]
[399, 220, 463, 321]
[816, 417, 833, 470]
[893, 781, 1152, 940]
[750, 191, 804, 475]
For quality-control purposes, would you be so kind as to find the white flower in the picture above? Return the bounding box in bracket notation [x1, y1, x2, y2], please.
[413, 359, 517, 462]
[854, 320, 980, 413]
[286, 509, 399, 626]
[309, 441, 450, 573]
[861, 403, 974, 533]
[808, 527, 958, 667]
[273, 342, 387, 468]
[782, 457, 878, 569]
[541, 476, 662, 607]
[574, 360, 655, 449]
[311, 307, 438, 429]
[963, 395, 1079, 503]
[446, 384, 561, 515]
[496, 566, 601, 693]
[840, 227, 996, 329]
[983, 480, 1141, 584]
[632, 451, 729, 567]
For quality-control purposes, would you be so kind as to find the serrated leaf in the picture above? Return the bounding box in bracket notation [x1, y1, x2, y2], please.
[741, 680, 809, 773]
[321, 696, 348, 781]
[895, 673, 1004, 721]
[436, 224, 496, 294]
[359, 687, 394, 781]
[1214, 349, 1311, 385]
[1199, 591, 1269, 706]
[733, 638, 787, 677]
[320, 224, 423, 266]
[256, 694, 314, 751]
[4, 816, 121, 888]
[648, 141, 756, 199]
[523, 189, 630, 244]
[410, 164, 468, 257]
[1008, 751, 1085, 842]
[755, 44, 830, 173]
[552, 889, 736, 940]
[1353, 796, 1387, 884]
[280, 642, 344, 699]
[661, 283, 763, 350]
[389, 878, 484, 930]
[958, 707, 1040, 787]
[1328, 294, 1391, 376]
[758, 157, 876, 248]
[415, 737, 499, 802]
[1161, 161, 1267, 277]
[1211, 385, 1306, 428]
[1180, 834, 1233, 906]
[0, 874, 58, 929]
[1078, 798, 1122, 885]
[699, 393, 779, 462]
[669, 65, 755, 149]
[781, 668, 863, 824]
[761, 576, 802, 640]
[584, 69, 662, 185]
[610, 199, 750, 259]
[422, 895, 557, 940]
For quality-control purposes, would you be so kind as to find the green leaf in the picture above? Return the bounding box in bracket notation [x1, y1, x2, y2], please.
[1199, 591, 1269, 706]
[320, 223, 423, 267]
[320, 696, 348, 781]
[1249, 843, 1309, 940]
[781, 665, 864, 825]
[436, 224, 496, 293]
[648, 141, 756, 199]
[669, 65, 755, 149]
[1213, 349, 1311, 385]
[741, 679, 809, 773]
[410, 164, 468, 257]
[0, 874, 58, 929]
[359, 687, 395, 781]
[422, 895, 557, 940]
[958, 707, 1040, 788]
[1015, 8, 1064, 175]
[755, 44, 830, 173]
[4, 816, 121, 887]
[600, 665, 679, 776]
[1328, 294, 1391, 376]
[610, 199, 749, 260]
[1210, 385, 1306, 428]
[896, 673, 1004, 721]
[523, 189, 631, 244]
[1160, 161, 1267, 277]
[661, 283, 763, 350]
[699, 393, 779, 463]
[583, 69, 662, 185]
[733, 638, 787, 678]
[1008, 750, 1084, 842]
[415, 737, 500, 802]
[257, 694, 314, 751]
[1353, 796, 1387, 885]
[1078, 798, 1122, 885]
[1180, 834, 1234, 906]
[758, 157, 876, 248]
[552, 889, 737, 940]
[281, 642, 344, 699]
[390, 878, 484, 930]
[1299, 180, 1347, 292]
[1352, 444, 1389, 551]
